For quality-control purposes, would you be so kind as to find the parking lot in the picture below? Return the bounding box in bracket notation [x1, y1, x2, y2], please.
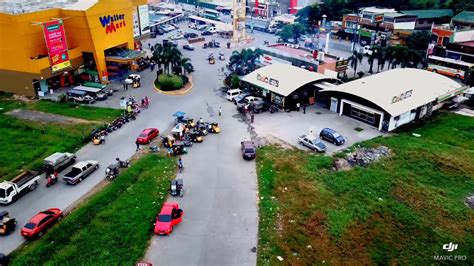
[248, 104, 383, 154]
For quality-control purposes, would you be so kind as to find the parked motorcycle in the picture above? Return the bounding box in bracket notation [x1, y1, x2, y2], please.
[269, 105, 279, 113]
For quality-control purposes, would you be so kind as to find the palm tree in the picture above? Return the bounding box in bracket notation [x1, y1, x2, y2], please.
[390, 45, 409, 69]
[152, 43, 165, 74]
[349, 50, 363, 77]
[367, 45, 380, 74]
[180, 57, 194, 75]
[229, 48, 264, 74]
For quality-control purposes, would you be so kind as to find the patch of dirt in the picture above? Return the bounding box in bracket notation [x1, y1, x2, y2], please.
[6, 109, 92, 124]
[262, 134, 296, 149]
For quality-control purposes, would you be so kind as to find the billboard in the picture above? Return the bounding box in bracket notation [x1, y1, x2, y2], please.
[42, 19, 71, 73]
[132, 7, 140, 38]
[138, 5, 150, 35]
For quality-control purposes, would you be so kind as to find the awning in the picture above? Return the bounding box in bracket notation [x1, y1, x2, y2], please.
[105, 48, 145, 63]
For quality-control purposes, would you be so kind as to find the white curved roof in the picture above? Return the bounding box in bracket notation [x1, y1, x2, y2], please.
[242, 64, 336, 97]
[322, 68, 465, 117]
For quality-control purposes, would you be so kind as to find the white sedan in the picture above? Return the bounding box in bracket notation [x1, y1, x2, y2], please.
[170, 34, 184, 40]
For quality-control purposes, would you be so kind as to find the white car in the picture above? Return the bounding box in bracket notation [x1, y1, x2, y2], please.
[197, 24, 209, 31]
[298, 135, 327, 152]
[170, 34, 184, 40]
[208, 27, 217, 33]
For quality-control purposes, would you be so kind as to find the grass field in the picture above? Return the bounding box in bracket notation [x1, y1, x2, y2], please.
[30, 100, 122, 122]
[0, 97, 121, 181]
[256, 112, 474, 265]
[9, 154, 176, 265]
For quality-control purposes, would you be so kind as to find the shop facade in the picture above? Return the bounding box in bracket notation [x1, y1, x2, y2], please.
[320, 68, 467, 131]
[0, 0, 148, 97]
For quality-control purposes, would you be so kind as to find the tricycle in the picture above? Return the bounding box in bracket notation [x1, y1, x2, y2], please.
[171, 143, 188, 155]
[0, 211, 17, 236]
[169, 179, 184, 197]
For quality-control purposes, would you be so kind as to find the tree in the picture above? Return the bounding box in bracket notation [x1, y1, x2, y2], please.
[277, 25, 294, 42]
[229, 48, 263, 74]
[406, 30, 431, 51]
[277, 23, 306, 42]
[296, 5, 322, 30]
[179, 57, 194, 75]
[349, 50, 363, 77]
[230, 74, 241, 89]
[390, 45, 409, 68]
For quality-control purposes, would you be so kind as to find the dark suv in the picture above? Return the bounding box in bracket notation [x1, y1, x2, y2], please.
[241, 141, 256, 160]
[320, 128, 345, 146]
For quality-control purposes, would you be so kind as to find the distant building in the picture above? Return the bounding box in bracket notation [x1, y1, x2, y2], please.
[400, 9, 453, 29]
[451, 11, 474, 29]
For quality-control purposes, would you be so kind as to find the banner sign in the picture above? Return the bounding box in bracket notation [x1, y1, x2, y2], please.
[43, 19, 71, 73]
[138, 5, 150, 35]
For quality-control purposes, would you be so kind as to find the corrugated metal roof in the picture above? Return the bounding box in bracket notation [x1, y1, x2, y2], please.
[452, 11, 474, 24]
[401, 9, 453, 19]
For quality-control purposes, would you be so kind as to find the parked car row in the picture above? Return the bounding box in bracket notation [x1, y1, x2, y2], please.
[298, 128, 346, 153]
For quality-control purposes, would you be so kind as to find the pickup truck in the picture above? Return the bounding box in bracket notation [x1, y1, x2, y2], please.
[43, 152, 76, 175]
[63, 160, 99, 185]
[0, 171, 40, 205]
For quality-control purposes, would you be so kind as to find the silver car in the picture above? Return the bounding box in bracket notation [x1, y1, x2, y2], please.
[298, 135, 327, 152]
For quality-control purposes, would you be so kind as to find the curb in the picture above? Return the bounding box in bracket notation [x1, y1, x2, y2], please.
[154, 75, 193, 96]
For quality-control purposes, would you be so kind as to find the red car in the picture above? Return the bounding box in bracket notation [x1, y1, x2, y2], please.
[153, 202, 183, 235]
[136, 128, 159, 144]
[21, 208, 63, 239]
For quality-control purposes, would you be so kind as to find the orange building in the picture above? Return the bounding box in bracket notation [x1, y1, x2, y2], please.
[0, 0, 148, 97]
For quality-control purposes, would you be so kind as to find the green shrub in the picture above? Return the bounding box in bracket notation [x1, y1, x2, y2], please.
[157, 74, 183, 91]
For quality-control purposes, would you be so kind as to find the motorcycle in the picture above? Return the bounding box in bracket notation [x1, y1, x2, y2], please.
[46, 173, 58, 187]
[116, 158, 130, 168]
[269, 105, 279, 113]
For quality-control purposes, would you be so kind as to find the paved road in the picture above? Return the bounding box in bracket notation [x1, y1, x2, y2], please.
[1, 22, 259, 266]
[142, 26, 258, 265]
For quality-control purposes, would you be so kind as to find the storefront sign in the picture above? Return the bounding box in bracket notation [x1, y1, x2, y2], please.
[42, 19, 71, 73]
[335, 59, 349, 70]
[257, 73, 279, 87]
[372, 14, 384, 24]
[391, 90, 413, 104]
[99, 14, 126, 34]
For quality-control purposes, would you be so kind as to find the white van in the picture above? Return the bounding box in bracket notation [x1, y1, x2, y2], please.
[226, 89, 242, 101]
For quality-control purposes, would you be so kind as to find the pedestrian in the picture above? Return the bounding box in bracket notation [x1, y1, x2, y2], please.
[303, 104, 306, 114]
[145, 96, 149, 108]
[251, 112, 254, 123]
[135, 139, 140, 151]
[167, 147, 172, 157]
[296, 102, 301, 112]
[218, 106, 222, 116]
[150, 63, 155, 72]
[141, 98, 145, 108]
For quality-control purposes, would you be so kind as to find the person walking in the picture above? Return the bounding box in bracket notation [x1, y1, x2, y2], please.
[250, 112, 255, 123]
[135, 139, 140, 151]
[218, 106, 222, 116]
[303, 104, 306, 114]
[145, 96, 149, 108]
[178, 157, 183, 173]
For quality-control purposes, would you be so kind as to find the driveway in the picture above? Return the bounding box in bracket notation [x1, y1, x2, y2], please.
[1, 22, 259, 265]
[250, 105, 383, 154]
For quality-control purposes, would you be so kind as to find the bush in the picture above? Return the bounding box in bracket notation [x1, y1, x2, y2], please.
[157, 74, 183, 91]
